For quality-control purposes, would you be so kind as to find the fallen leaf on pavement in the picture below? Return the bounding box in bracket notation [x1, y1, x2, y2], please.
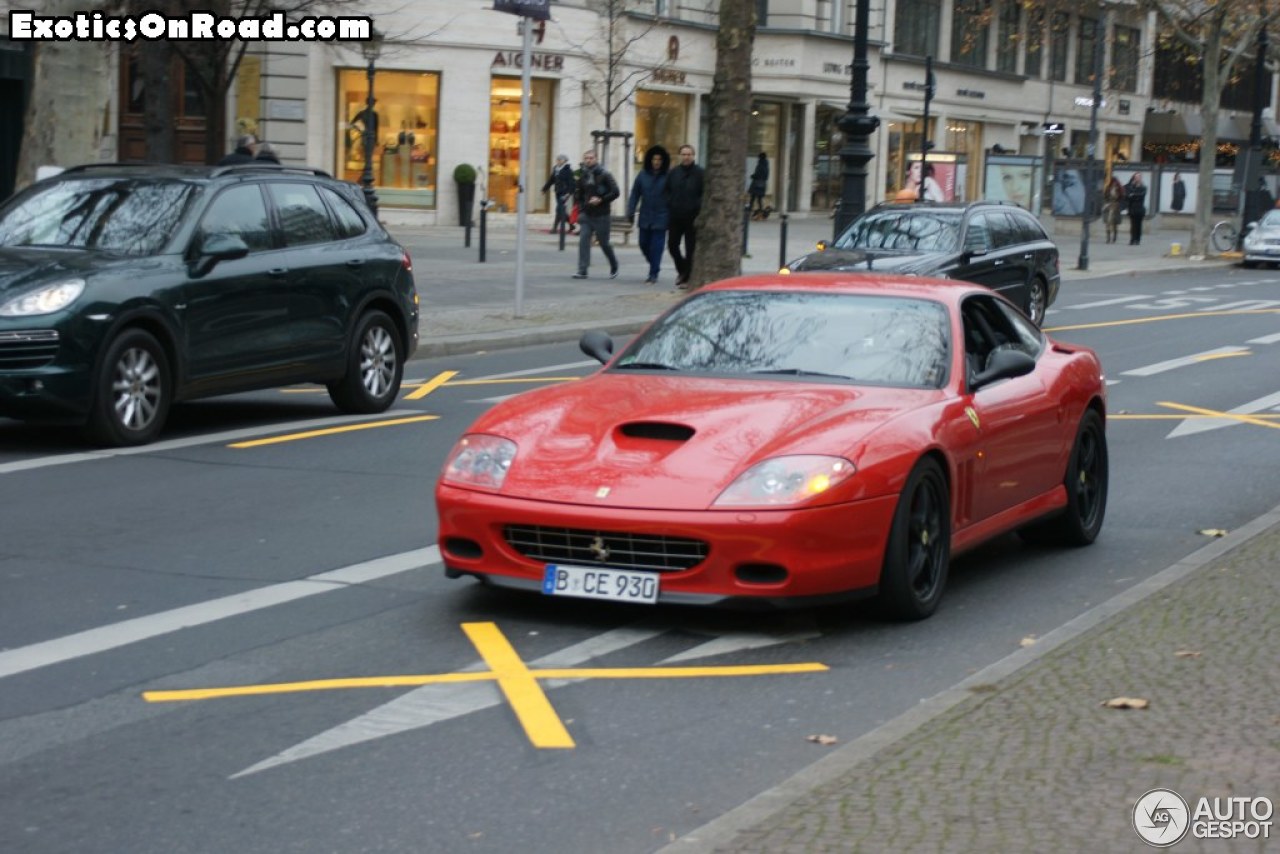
[1020, 635, 1037, 648]
[1102, 697, 1150, 710]
[807, 734, 839, 745]
[1197, 528, 1229, 537]
[1175, 650, 1202, 658]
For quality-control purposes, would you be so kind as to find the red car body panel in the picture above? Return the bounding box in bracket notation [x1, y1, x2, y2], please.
[435, 274, 1105, 606]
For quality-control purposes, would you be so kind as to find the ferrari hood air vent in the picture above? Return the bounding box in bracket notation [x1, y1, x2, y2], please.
[618, 422, 695, 442]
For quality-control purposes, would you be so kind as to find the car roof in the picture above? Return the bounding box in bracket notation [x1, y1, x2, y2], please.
[868, 200, 1028, 214]
[53, 163, 334, 182]
[699, 272, 983, 305]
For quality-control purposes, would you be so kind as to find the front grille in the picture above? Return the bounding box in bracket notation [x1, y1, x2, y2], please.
[0, 330, 60, 369]
[503, 524, 709, 573]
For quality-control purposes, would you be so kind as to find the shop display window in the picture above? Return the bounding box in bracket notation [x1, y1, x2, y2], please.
[635, 90, 690, 167]
[337, 69, 439, 207]
[488, 77, 554, 213]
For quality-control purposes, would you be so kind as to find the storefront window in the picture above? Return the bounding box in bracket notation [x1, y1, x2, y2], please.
[748, 102, 783, 208]
[884, 117, 936, 200]
[489, 77, 555, 214]
[635, 89, 690, 166]
[945, 120, 982, 199]
[812, 105, 843, 212]
[336, 69, 439, 208]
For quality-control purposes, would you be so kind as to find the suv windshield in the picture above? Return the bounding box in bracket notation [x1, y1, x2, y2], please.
[835, 208, 962, 253]
[0, 177, 198, 256]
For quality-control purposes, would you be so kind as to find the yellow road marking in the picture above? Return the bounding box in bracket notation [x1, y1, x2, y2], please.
[141, 622, 829, 750]
[1046, 308, 1280, 333]
[442, 377, 581, 386]
[228, 415, 439, 448]
[1193, 351, 1251, 362]
[463, 621, 574, 748]
[1156, 401, 1280, 431]
[403, 370, 458, 400]
[1110, 413, 1280, 421]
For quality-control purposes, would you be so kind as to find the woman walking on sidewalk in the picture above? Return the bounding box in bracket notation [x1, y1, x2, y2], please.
[626, 145, 670, 284]
[1102, 176, 1125, 244]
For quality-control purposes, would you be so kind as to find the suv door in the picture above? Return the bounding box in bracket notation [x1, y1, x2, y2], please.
[182, 183, 295, 386]
[954, 210, 1027, 297]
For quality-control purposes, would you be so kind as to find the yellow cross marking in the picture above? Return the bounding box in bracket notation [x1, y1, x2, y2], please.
[142, 622, 828, 749]
[1156, 401, 1280, 430]
[403, 370, 459, 400]
[227, 415, 439, 448]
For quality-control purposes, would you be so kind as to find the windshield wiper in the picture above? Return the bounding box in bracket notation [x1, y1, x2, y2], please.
[613, 361, 679, 371]
[751, 368, 853, 380]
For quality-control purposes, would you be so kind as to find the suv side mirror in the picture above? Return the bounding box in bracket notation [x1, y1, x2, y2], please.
[190, 233, 249, 277]
[973, 347, 1035, 389]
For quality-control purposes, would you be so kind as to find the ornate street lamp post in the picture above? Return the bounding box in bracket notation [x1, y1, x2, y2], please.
[360, 29, 384, 217]
[833, 0, 880, 238]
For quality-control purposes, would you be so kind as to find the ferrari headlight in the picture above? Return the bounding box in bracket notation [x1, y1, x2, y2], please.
[714, 455, 856, 507]
[441, 434, 517, 489]
[0, 279, 85, 317]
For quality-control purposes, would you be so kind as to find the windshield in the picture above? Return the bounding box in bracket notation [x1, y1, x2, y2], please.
[1260, 210, 1280, 228]
[835, 208, 962, 253]
[0, 177, 199, 255]
[615, 290, 951, 389]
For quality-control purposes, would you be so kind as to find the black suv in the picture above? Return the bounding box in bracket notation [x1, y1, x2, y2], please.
[0, 163, 418, 445]
[783, 201, 1060, 325]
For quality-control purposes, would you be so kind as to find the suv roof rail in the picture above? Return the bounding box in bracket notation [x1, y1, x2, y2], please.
[211, 164, 333, 179]
[60, 162, 186, 174]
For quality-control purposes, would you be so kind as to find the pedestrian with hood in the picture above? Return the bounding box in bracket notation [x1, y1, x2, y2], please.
[665, 143, 705, 288]
[542, 154, 576, 235]
[217, 134, 257, 165]
[626, 144, 671, 284]
[572, 149, 620, 280]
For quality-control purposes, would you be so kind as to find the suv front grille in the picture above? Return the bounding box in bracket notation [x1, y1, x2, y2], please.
[0, 330, 60, 369]
[503, 524, 709, 573]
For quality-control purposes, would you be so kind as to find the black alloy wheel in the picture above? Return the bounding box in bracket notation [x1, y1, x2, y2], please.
[878, 457, 951, 620]
[1020, 408, 1108, 546]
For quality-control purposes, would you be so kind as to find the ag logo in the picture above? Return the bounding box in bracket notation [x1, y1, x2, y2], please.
[1133, 788, 1190, 846]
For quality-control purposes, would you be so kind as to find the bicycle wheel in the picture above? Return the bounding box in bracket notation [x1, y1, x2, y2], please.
[1211, 221, 1238, 253]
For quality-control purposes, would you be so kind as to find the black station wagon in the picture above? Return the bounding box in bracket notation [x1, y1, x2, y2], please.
[783, 201, 1060, 326]
[0, 163, 418, 445]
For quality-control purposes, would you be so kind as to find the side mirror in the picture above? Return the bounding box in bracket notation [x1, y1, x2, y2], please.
[973, 347, 1035, 389]
[190, 233, 249, 277]
[579, 329, 614, 364]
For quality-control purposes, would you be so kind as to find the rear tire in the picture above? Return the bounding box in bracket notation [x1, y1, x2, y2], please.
[878, 458, 951, 620]
[327, 310, 403, 413]
[85, 328, 171, 447]
[1025, 277, 1048, 327]
[1019, 409, 1108, 546]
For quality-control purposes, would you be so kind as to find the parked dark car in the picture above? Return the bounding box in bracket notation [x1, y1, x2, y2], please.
[0, 163, 418, 445]
[783, 201, 1060, 325]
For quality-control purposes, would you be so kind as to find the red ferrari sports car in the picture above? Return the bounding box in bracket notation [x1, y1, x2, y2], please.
[435, 274, 1107, 619]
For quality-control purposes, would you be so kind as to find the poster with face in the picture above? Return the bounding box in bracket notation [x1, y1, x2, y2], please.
[1051, 165, 1087, 216]
[984, 158, 1042, 211]
[1159, 171, 1196, 214]
[899, 159, 958, 202]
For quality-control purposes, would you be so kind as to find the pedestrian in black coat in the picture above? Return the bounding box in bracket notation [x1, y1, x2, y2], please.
[664, 144, 705, 287]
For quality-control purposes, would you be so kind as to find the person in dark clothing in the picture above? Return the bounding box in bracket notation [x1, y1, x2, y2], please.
[626, 145, 671, 284]
[542, 154, 577, 234]
[1170, 173, 1186, 212]
[1126, 173, 1148, 245]
[254, 142, 281, 164]
[217, 134, 257, 165]
[572, 149, 620, 280]
[748, 152, 769, 216]
[664, 144, 705, 288]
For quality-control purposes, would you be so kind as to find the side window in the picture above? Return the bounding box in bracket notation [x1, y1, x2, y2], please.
[1012, 211, 1048, 244]
[992, 298, 1046, 356]
[987, 212, 1020, 249]
[268, 183, 337, 247]
[963, 214, 990, 252]
[196, 185, 272, 252]
[320, 186, 368, 239]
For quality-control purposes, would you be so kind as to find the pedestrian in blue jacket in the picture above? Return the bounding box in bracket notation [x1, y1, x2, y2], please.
[627, 145, 671, 284]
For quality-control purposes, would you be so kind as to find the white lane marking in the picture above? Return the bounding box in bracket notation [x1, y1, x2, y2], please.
[0, 546, 440, 680]
[232, 624, 668, 777]
[1247, 332, 1280, 345]
[660, 629, 822, 664]
[1166, 390, 1280, 438]
[0, 409, 426, 476]
[1198, 299, 1280, 312]
[1120, 346, 1250, 377]
[1062, 295, 1147, 310]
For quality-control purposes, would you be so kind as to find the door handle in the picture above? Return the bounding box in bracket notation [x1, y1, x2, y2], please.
[993, 259, 1004, 266]
[267, 268, 288, 277]
[346, 259, 366, 267]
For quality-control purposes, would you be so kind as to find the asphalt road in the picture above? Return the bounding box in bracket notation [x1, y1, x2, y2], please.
[1, 266, 1278, 853]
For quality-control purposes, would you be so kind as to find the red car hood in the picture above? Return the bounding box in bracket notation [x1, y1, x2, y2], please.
[469, 373, 932, 510]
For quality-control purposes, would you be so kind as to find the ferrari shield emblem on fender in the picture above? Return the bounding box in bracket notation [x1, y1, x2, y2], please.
[965, 406, 980, 430]
[595, 486, 610, 499]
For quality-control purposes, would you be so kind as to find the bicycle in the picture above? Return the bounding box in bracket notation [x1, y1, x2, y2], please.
[1210, 218, 1240, 253]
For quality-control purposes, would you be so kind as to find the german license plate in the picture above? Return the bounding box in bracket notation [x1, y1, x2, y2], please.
[542, 564, 659, 604]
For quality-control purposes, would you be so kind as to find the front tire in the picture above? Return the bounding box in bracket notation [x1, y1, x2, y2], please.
[327, 310, 404, 413]
[878, 458, 951, 620]
[1020, 409, 1108, 546]
[85, 328, 171, 447]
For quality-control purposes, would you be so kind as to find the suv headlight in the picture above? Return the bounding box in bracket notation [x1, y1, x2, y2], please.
[441, 434, 517, 489]
[0, 279, 85, 317]
[714, 455, 856, 507]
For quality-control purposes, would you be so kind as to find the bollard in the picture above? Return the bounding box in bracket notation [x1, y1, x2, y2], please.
[778, 213, 789, 270]
[478, 203, 488, 263]
[464, 215, 472, 249]
[1170, 242, 1182, 256]
[559, 218, 567, 251]
[742, 203, 752, 256]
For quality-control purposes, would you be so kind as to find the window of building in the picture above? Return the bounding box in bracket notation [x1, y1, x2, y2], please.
[1111, 25, 1139, 92]
[884, 116, 938, 199]
[1025, 9, 1044, 78]
[635, 89, 690, 170]
[1049, 12, 1070, 82]
[893, 0, 941, 58]
[818, 0, 846, 33]
[945, 120, 982, 199]
[1075, 17, 1099, 85]
[996, 2, 1019, 73]
[951, 0, 991, 69]
[336, 69, 439, 208]
[488, 76, 555, 214]
[756, 0, 768, 27]
[748, 101, 783, 209]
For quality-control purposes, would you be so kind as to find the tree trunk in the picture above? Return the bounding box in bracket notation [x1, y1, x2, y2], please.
[14, 1, 113, 191]
[140, 40, 176, 163]
[690, 0, 755, 289]
[1190, 14, 1229, 258]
